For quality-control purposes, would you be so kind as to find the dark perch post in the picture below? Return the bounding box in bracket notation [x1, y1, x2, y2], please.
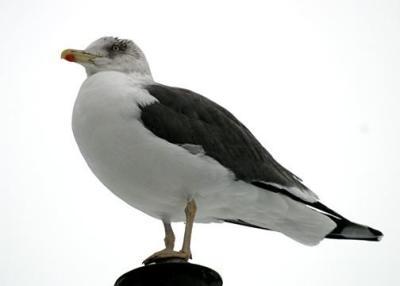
[115, 259, 223, 286]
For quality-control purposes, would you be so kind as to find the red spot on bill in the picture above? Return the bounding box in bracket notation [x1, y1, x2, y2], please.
[64, 53, 75, 62]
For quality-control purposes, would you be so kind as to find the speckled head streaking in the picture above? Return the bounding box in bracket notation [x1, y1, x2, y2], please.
[61, 37, 152, 77]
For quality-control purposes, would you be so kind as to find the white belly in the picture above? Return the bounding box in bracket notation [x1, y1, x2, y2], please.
[72, 72, 239, 222]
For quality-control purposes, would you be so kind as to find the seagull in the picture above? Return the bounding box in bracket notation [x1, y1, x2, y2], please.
[61, 37, 382, 264]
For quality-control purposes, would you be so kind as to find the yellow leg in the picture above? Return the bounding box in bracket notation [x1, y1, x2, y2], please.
[181, 199, 197, 256]
[163, 221, 175, 250]
[143, 200, 197, 265]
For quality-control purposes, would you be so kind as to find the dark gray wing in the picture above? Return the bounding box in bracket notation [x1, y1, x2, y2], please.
[140, 84, 318, 202]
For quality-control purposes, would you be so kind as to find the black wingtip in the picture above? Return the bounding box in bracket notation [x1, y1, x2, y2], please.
[326, 220, 383, 241]
[368, 226, 384, 241]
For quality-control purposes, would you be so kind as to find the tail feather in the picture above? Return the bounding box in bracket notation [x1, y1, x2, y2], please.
[224, 182, 383, 244]
[223, 200, 383, 243]
[224, 217, 383, 242]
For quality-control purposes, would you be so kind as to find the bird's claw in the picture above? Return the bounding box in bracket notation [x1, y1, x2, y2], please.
[143, 249, 192, 265]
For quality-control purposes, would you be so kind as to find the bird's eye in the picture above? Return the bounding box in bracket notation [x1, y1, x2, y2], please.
[112, 45, 120, 51]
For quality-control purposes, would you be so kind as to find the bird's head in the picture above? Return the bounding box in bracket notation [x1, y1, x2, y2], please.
[61, 36, 152, 77]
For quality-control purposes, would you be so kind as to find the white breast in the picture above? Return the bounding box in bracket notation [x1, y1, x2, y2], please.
[72, 71, 237, 222]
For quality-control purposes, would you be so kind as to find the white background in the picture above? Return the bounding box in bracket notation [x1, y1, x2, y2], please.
[1, 0, 399, 285]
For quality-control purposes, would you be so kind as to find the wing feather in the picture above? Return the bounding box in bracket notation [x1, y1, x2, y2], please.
[140, 84, 318, 202]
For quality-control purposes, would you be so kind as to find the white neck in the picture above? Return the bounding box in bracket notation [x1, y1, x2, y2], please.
[127, 71, 154, 84]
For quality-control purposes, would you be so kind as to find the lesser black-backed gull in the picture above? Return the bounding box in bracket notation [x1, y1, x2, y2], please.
[61, 37, 382, 264]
